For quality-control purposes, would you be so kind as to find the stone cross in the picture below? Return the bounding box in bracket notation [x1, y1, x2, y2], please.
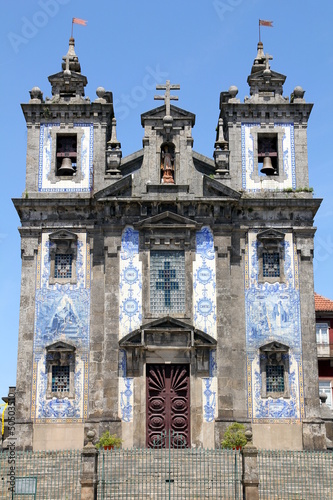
[154, 80, 180, 116]
[264, 53, 273, 71]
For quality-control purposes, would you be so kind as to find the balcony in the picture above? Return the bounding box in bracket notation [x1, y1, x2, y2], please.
[317, 343, 333, 358]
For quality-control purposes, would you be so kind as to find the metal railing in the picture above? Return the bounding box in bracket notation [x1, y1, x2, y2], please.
[0, 449, 81, 500]
[258, 449, 333, 500]
[98, 431, 242, 499]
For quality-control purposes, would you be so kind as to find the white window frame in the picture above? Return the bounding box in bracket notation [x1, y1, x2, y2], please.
[316, 323, 329, 345]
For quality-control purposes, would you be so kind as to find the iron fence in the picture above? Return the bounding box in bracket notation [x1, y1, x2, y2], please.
[0, 445, 332, 499]
[0, 449, 81, 500]
[98, 442, 242, 499]
[258, 449, 333, 500]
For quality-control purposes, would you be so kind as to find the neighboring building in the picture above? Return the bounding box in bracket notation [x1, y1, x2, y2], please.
[13, 37, 326, 451]
[315, 293, 333, 409]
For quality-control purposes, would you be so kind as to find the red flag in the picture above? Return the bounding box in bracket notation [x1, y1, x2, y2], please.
[259, 19, 273, 27]
[72, 18, 87, 26]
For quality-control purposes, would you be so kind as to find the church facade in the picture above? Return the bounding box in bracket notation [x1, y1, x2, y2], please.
[14, 38, 326, 450]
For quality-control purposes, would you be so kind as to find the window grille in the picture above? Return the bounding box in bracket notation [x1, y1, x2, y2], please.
[266, 365, 284, 393]
[54, 254, 73, 279]
[150, 251, 185, 314]
[52, 365, 70, 393]
[263, 252, 280, 278]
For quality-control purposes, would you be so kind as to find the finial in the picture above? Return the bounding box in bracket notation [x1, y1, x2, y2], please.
[106, 118, 122, 175]
[62, 37, 81, 73]
[291, 86, 305, 103]
[87, 429, 96, 443]
[244, 430, 253, 444]
[107, 118, 121, 149]
[95, 87, 106, 103]
[29, 86, 43, 103]
[256, 42, 264, 59]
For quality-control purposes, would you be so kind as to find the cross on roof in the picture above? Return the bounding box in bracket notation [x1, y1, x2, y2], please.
[154, 80, 180, 116]
[264, 53, 273, 71]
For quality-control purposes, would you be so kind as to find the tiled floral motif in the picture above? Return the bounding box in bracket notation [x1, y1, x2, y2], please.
[245, 231, 304, 422]
[119, 227, 142, 338]
[203, 350, 218, 422]
[38, 123, 93, 192]
[203, 377, 217, 422]
[119, 378, 133, 423]
[241, 123, 295, 191]
[32, 233, 90, 422]
[193, 227, 217, 338]
[118, 350, 133, 422]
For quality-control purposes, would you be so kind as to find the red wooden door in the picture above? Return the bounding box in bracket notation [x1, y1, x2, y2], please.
[146, 364, 190, 448]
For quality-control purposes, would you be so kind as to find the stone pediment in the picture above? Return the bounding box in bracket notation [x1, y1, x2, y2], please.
[257, 228, 285, 241]
[119, 317, 216, 348]
[46, 341, 76, 352]
[94, 174, 132, 200]
[49, 229, 77, 242]
[141, 104, 195, 125]
[248, 69, 286, 83]
[134, 211, 201, 230]
[203, 175, 241, 199]
[260, 341, 289, 353]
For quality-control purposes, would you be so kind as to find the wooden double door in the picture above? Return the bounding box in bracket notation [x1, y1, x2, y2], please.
[146, 364, 190, 448]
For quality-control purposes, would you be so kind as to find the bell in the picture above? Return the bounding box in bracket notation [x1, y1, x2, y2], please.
[57, 157, 75, 175]
[260, 156, 275, 176]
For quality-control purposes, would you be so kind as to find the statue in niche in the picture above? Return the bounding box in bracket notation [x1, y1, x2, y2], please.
[161, 145, 175, 184]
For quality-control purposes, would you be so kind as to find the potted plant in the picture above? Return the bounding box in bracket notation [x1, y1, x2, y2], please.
[95, 431, 122, 450]
[221, 423, 247, 450]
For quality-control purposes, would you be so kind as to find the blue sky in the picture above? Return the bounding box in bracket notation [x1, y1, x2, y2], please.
[1, 0, 332, 402]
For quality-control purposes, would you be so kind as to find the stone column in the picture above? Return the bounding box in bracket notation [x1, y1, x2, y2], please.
[242, 430, 259, 500]
[80, 430, 99, 500]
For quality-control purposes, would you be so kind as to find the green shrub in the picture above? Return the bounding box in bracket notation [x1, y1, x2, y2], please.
[221, 423, 247, 449]
[95, 431, 122, 449]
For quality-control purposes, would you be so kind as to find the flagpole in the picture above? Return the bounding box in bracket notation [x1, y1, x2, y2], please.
[71, 18, 74, 38]
[259, 19, 261, 43]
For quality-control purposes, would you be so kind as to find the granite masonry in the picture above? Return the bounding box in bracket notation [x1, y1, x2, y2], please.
[13, 38, 326, 450]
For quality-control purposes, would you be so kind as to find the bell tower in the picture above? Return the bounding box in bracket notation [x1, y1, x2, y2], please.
[212, 42, 325, 449]
[214, 41, 312, 193]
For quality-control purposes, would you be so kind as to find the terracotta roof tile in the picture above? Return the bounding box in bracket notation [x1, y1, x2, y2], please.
[314, 292, 333, 312]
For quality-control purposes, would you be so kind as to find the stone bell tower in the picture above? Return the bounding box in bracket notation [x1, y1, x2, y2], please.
[14, 37, 119, 449]
[211, 41, 325, 449]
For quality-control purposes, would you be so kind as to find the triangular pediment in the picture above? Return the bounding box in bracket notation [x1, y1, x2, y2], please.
[141, 104, 195, 125]
[260, 341, 289, 352]
[49, 229, 77, 241]
[134, 211, 201, 230]
[203, 175, 241, 199]
[46, 341, 76, 352]
[48, 71, 87, 84]
[257, 229, 285, 241]
[95, 174, 132, 200]
[119, 317, 216, 347]
[248, 69, 286, 84]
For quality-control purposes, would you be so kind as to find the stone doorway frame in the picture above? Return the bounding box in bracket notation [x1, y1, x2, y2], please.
[119, 317, 216, 448]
